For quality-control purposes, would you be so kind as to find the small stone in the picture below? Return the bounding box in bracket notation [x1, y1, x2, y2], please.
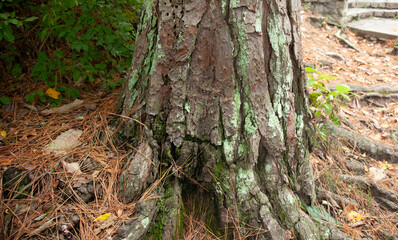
[376, 78, 384, 82]
[369, 37, 377, 41]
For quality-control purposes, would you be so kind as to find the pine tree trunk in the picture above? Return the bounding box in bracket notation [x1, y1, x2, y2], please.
[116, 0, 341, 239]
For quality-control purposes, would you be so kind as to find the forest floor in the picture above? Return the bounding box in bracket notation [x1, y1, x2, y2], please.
[0, 9, 397, 240]
[301, 10, 398, 240]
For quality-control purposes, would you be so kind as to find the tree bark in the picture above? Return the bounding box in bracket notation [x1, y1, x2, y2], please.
[116, 0, 337, 239]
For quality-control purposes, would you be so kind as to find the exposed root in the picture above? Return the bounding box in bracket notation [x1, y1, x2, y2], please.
[340, 174, 398, 212]
[316, 186, 359, 208]
[335, 30, 362, 53]
[327, 124, 398, 163]
[327, 83, 398, 93]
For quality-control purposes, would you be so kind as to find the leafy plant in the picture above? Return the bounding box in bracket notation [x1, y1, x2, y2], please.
[0, 11, 38, 43]
[0, 97, 11, 105]
[25, 88, 64, 107]
[32, 0, 140, 89]
[1, 0, 142, 105]
[306, 67, 351, 126]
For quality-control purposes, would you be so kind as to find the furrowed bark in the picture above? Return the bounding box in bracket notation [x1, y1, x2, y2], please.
[116, 0, 345, 239]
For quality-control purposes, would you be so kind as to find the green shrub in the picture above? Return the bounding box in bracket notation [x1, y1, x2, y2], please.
[0, 0, 142, 104]
[306, 67, 351, 126]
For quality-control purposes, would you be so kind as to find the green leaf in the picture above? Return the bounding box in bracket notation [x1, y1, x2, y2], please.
[58, 31, 67, 38]
[305, 67, 319, 73]
[318, 84, 329, 93]
[40, 96, 47, 103]
[0, 13, 9, 19]
[0, 97, 11, 105]
[73, 71, 81, 82]
[336, 84, 351, 94]
[37, 51, 48, 63]
[53, 50, 65, 58]
[9, 19, 20, 26]
[38, 29, 48, 41]
[315, 110, 322, 117]
[332, 115, 340, 124]
[307, 206, 341, 226]
[341, 93, 350, 101]
[320, 74, 337, 80]
[323, 103, 333, 115]
[70, 89, 79, 98]
[26, 93, 36, 103]
[24, 17, 38, 22]
[37, 89, 44, 96]
[3, 26, 14, 42]
[11, 64, 22, 76]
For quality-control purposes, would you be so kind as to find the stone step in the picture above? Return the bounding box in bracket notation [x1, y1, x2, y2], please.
[347, 18, 398, 39]
[348, 0, 398, 9]
[346, 8, 398, 21]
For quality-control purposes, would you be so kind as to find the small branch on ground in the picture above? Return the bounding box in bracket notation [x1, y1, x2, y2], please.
[335, 30, 362, 53]
[41, 99, 84, 115]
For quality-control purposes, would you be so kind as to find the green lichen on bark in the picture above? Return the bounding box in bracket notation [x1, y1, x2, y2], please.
[236, 167, 255, 200]
[267, 12, 293, 119]
[117, 0, 336, 239]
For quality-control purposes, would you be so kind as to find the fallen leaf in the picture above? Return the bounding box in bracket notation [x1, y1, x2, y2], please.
[93, 213, 111, 222]
[45, 88, 61, 99]
[347, 211, 364, 222]
[45, 129, 83, 155]
[379, 161, 394, 170]
[369, 167, 386, 181]
[0, 129, 6, 138]
[116, 209, 123, 217]
[62, 160, 82, 174]
[307, 206, 341, 226]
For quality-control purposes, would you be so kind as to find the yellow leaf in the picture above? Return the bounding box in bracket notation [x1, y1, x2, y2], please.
[0, 129, 6, 138]
[93, 213, 111, 222]
[45, 88, 61, 99]
[348, 211, 364, 222]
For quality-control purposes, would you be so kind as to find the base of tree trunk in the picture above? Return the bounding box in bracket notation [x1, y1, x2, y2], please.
[115, 0, 352, 239]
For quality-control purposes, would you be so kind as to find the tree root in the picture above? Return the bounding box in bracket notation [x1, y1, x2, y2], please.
[357, 92, 398, 108]
[327, 84, 398, 93]
[316, 186, 359, 208]
[327, 124, 398, 163]
[335, 30, 362, 53]
[360, 92, 398, 101]
[117, 194, 159, 240]
[340, 174, 398, 212]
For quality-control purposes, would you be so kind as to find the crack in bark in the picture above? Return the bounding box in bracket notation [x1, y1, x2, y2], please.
[262, 0, 273, 102]
[117, 0, 345, 239]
